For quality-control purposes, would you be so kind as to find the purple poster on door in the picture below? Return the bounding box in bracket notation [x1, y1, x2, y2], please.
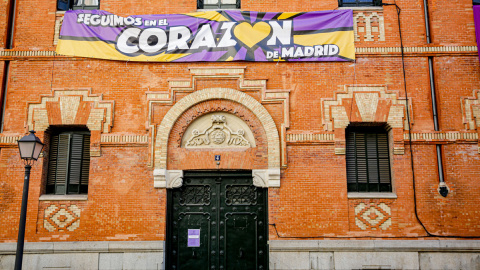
[474, 6, 480, 63]
[188, 229, 200, 247]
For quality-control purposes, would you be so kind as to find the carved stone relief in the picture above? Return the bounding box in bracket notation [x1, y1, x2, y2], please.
[182, 113, 256, 148]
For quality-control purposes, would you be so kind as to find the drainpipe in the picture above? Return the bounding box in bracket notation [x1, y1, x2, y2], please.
[0, 0, 17, 132]
[423, 0, 448, 197]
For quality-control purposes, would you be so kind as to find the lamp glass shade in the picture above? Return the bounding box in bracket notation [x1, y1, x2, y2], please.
[18, 131, 45, 160]
[32, 141, 44, 160]
[18, 141, 36, 159]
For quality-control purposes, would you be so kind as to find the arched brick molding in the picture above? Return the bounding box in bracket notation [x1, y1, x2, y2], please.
[153, 88, 280, 188]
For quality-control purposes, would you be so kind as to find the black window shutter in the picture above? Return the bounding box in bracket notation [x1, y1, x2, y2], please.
[55, 134, 71, 194]
[47, 131, 90, 195]
[46, 135, 59, 194]
[346, 131, 357, 190]
[346, 127, 391, 192]
[68, 134, 84, 194]
[81, 135, 90, 193]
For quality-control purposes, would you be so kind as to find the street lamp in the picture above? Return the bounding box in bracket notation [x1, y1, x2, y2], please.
[15, 130, 44, 270]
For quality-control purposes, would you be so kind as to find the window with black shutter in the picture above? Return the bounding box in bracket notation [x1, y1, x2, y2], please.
[346, 126, 391, 192]
[47, 131, 90, 195]
[198, 0, 240, 9]
[57, 0, 100, 11]
[338, 0, 382, 7]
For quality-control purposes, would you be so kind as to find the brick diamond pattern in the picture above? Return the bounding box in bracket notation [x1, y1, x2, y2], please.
[354, 202, 392, 230]
[44, 204, 81, 232]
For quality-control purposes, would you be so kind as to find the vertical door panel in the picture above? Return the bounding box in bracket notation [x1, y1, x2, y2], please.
[176, 213, 211, 270]
[224, 214, 258, 269]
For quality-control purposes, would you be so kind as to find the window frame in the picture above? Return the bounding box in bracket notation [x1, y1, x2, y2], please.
[46, 129, 91, 195]
[57, 0, 100, 11]
[197, 0, 240, 10]
[338, 0, 382, 7]
[346, 125, 392, 193]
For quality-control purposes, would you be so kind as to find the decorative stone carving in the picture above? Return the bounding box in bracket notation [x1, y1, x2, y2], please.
[252, 170, 268, 188]
[153, 169, 183, 188]
[252, 168, 281, 188]
[183, 113, 254, 148]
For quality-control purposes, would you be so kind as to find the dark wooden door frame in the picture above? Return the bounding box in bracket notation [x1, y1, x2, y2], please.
[165, 170, 269, 270]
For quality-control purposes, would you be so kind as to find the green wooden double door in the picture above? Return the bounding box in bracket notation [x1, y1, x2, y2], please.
[166, 171, 269, 270]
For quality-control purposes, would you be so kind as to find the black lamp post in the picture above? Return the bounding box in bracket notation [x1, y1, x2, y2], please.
[15, 130, 44, 270]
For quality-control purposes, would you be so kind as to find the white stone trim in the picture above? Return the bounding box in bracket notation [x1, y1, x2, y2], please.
[338, 7, 383, 11]
[101, 134, 148, 143]
[356, 46, 478, 53]
[153, 169, 183, 189]
[347, 192, 397, 199]
[0, 135, 22, 144]
[0, 241, 164, 270]
[252, 168, 280, 188]
[269, 240, 480, 251]
[404, 132, 478, 141]
[39, 194, 88, 201]
[0, 46, 476, 58]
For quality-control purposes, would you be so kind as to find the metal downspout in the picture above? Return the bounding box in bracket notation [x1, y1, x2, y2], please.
[424, 0, 448, 197]
[0, 0, 17, 132]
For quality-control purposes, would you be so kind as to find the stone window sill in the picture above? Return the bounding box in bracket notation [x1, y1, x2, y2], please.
[337, 7, 383, 11]
[39, 194, 88, 201]
[347, 192, 397, 199]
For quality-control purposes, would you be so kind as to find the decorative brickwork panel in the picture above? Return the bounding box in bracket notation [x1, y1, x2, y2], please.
[461, 90, 480, 153]
[321, 86, 411, 155]
[353, 11, 385, 42]
[352, 202, 392, 231]
[27, 88, 114, 133]
[322, 86, 411, 131]
[462, 90, 480, 130]
[43, 204, 81, 232]
[53, 14, 64, 46]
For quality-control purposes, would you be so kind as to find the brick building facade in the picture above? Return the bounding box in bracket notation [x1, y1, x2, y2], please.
[1, 0, 480, 269]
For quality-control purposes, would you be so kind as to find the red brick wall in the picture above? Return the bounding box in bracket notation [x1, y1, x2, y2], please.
[1, 0, 480, 243]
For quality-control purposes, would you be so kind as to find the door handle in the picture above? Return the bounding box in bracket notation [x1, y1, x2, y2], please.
[192, 250, 196, 258]
[238, 248, 244, 258]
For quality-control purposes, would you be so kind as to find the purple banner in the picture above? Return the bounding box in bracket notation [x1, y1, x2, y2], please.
[56, 10, 355, 62]
[474, 6, 480, 63]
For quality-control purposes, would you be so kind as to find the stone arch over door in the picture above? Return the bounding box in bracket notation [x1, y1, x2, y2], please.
[153, 88, 281, 188]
